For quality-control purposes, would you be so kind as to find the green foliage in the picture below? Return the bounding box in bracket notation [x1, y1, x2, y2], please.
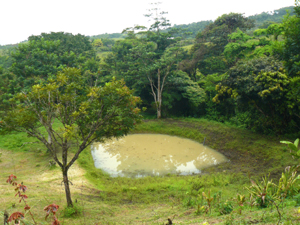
[202, 190, 214, 206]
[293, 193, 300, 206]
[189, 12, 255, 75]
[282, 6, 300, 78]
[28, 32, 94, 57]
[246, 175, 276, 208]
[101, 8, 205, 118]
[92, 39, 103, 47]
[0, 67, 142, 207]
[224, 28, 259, 63]
[62, 204, 82, 218]
[246, 164, 300, 211]
[281, 139, 300, 158]
[169, 20, 212, 38]
[6, 32, 97, 98]
[0, 48, 13, 69]
[214, 57, 298, 134]
[170, 70, 205, 107]
[217, 200, 233, 215]
[248, 6, 295, 28]
[276, 166, 300, 198]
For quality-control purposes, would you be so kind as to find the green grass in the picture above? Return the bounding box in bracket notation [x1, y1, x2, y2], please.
[1, 117, 300, 224]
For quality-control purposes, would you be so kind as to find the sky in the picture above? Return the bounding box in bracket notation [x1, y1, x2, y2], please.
[0, 0, 295, 46]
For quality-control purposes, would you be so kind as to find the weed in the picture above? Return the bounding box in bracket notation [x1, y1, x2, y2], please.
[224, 213, 235, 225]
[246, 174, 276, 208]
[235, 194, 246, 214]
[5, 174, 61, 225]
[293, 193, 300, 206]
[217, 200, 233, 215]
[62, 204, 82, 218]
[202, 190, 214, 214]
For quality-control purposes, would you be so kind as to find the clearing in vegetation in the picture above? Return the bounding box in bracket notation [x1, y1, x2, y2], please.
[1, 118, 300, 224]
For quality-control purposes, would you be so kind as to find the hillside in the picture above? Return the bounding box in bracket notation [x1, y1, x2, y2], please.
[89, 6, 294, 40]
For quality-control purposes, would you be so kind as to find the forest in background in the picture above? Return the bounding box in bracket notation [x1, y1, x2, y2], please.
[0, 5, 299, 135]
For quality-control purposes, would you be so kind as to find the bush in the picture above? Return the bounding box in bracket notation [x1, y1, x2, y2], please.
[62, 204, 82, 218]
[218, 200, 233, 215]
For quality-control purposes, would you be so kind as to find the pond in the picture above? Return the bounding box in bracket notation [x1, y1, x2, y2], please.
[91, 134, 227, 178]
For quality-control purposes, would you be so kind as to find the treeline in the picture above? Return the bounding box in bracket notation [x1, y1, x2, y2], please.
[0, 5, 299, 134]
[249, 6, 295, 28]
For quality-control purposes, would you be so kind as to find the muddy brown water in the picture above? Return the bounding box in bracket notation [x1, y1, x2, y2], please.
[91, 134, 227, 178]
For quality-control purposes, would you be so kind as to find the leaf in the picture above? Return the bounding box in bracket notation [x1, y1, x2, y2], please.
[7, 212, 24, 222]
[294, 138, 299, 148]
[250, 179, 257, 186]
[44, 203, 60, 218]
[24, 205, 31, 211]
[288, 143, 298, 152]
[6, 174, 17, 184]
[280, 141, 293, 144]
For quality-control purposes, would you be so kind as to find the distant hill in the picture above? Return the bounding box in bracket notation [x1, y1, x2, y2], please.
[88, 33, 125, 40]
[249, 6, 295, 28]
[0, 44, 18, 50]
[169, 20, 213, 38]
[88, 6, 295, 41]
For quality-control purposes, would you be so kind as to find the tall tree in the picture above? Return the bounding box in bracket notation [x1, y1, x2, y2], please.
[282, 5, 300, 78]
[104, 3, 205, 118]
[0, 68, 142, 207]
[28, 32, 95, 57]
[7, 32, 97, 95]
[187, 13, 255, 76]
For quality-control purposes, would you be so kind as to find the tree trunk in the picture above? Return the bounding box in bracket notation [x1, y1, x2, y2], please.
[157, 91, 162, 119]
[157, 106, 161, 119]
[62, 169, 73, 207]
[157, 69, 162, 119]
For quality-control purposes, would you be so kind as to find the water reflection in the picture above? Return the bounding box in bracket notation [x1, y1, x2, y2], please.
[91, 134, 227, 177]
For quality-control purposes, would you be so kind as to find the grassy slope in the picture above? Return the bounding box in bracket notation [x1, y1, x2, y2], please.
[0, 118, 299, 224]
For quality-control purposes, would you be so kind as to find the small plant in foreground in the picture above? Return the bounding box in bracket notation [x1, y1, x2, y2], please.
[246, 174, 275, 208]
[276, 165, 300, 198]
[280, 138, 299, 158]
[202, 190, 214, 214]
[217, 200, 233, 215]
[235, 194, 246, 214]
[44, 204, 60, 224]
[5, 174, 61, 225]
[62, 204, 82, 218]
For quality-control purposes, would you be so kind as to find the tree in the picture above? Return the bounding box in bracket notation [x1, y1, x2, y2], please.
[0, 67, 142, 207]
[92, 39, 103, 48]
[7, 32, 97, 95]
[102, 3, 205, 118]
[213, 57, 297, 133]
[187, 13, 255, 76]
[282, 5, 300, 78]
[28, 32, 95, 58]
[127, 42, 184, 118]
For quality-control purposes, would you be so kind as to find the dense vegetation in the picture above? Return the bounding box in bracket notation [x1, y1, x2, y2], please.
[1, 3, 300, 224]
[2, 5, 298, 134]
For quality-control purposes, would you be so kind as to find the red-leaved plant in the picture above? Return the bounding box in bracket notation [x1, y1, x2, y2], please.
[44, 204, 61, 225]
[6, 174, 61, 225]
